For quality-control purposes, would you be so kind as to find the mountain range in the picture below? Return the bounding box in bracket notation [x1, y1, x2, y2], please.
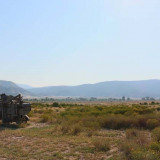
[28, 79, 160, 98]
[0, 80, 32, 96]
[0, 80, 160, 98]
[17, 84, 33, 90]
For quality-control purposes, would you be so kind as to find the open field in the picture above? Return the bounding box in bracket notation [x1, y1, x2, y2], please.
[1, 101, 160, 160]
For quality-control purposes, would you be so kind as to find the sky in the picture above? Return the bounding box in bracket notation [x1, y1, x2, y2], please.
[0, 0, 160, 87]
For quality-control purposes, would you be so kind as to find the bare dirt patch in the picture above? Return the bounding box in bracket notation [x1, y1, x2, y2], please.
[26, 122, 49, 129]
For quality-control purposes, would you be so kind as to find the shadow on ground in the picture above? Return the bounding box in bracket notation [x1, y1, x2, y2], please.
[0, 123, 20, 130]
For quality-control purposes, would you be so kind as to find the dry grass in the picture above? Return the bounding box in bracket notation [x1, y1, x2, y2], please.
[0, 102, 160, 159]
[93, 138, 110, 152]
[0, 125, 122, 160]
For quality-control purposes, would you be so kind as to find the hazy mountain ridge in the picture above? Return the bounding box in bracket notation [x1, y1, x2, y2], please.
[0, 80, 32, 96]
[17, 84, 33, 90]
[28, 80, 160, 98]
[1, 80, 160, 98]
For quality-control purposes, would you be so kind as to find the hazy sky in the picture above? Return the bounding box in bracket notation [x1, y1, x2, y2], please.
[0, 0, 160, 87]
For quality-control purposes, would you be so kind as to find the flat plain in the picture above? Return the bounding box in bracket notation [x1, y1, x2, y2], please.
[0, 101, 160, 160]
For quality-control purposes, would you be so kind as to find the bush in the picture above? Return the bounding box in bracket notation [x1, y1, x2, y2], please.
[87, 130, 95, 137]
[71, 124, 82, 135]
[135, 133, 149, 146]
[120, 141, 158, 160]
[28, 110, 34, 117]
[130, 150, 159, 160]
[135, 117, 147, 128]
[146, 119, 159, 130]
[120, 141, 136, 157]
[100, 115, 132, 129]
[152, 127, 160, 142]
[93, 138, 110, 152]
[34, 109, 44, 114]
[40, 114, 50, 122]
[150, 101, 155, 105]
[82, 117, 100, 130]
[126, 129, 149, 146]
[150, 142, 160, 152]
[40, 113, 53, 123]
[120, 130, 150, 159]
[52, 102, 60, 107]
[130, 150, 146, 160]
[126, 129, 139, 139]
[61, 124, 70, 134]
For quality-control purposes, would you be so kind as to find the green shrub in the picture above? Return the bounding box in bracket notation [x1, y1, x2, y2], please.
[150, 142, 160, 152]
[133, 117, 148, 128]
[120, 141, 158, 160]
[52, 102, 60, 107]
[100, 115, 132, 129]
[150, 101, 155, 105]
[37, 109, 45, 114]
[82, 117, 100, 130]
[130, 150, 146, 160]
[130, 150, 159, 160]
[40, 114, 50, 123]
[146, 119, 159, 130]
[152, 127, 160, 142]
[40, 113, 53, 123]
[28, 110, 34, 117]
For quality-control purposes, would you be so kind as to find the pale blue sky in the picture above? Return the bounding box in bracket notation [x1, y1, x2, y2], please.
[0, 0, 160, 87]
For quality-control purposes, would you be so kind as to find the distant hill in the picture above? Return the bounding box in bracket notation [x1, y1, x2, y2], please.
[17, 84, 33, 90]
[28, 80, 160, 98]
[0, 80, 32, 96]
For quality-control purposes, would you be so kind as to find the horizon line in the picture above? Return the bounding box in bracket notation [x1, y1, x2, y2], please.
[9, 79, 160, 88]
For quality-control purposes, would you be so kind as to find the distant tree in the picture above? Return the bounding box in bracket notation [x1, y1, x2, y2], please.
[146, 97, 150, 100]
[66, 97, 73, 101]
[122, 96, 125, 101]
[127, 97, 131, 101]
[90, 97, 97, 101]
[150, 101, 155, 105]
[78, 97, 87, 101]
[52, 102, 59, 107]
